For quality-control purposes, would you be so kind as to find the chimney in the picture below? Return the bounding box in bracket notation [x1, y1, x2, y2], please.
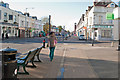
[93, 0, 98, 5]
[24, 13, 30, 17]
[88, 6, 92, 11]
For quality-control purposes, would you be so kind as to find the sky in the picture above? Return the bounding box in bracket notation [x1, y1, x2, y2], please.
[2, 0, 118, 32]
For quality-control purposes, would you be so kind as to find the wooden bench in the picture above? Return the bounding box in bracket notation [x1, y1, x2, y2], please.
[34, 46, 43, 62]
[17, 48, 38, 75]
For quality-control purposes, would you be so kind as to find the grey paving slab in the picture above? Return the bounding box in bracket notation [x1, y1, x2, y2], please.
[84, 47, 118, 78]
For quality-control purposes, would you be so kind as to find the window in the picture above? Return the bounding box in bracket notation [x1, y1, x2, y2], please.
[111, 3, 115, 7]
[0, 10, 1, 20]
[14, 15, 16, 22]
[21, 21, 24, 26]
[9, 15, 13, 20]
[99, 16, 103, 24]
[27, 22, 29, 27]
[109, 20, 113, 24]
[101, 29, 112, 38]
[4, 12, 7, 20]
[95, 32, 97, 37]
[90, 17, 92, 24]
[8, 27, 11, 33]
[12, 29, 14, 34]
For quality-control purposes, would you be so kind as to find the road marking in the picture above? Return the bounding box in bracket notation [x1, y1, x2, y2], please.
[57, 48, 66, 79]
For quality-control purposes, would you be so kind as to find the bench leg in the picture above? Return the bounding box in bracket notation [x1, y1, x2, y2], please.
[17, 64, 29, 75]
[17, 65, 20, 73]
[31, 60, 37, 68]
[37, 54, 42, 62]
[23, 66, 29, 74]
[26, 59, 36, 68]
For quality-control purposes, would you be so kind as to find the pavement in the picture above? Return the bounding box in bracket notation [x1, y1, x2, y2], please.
[0, 36, 119, 79]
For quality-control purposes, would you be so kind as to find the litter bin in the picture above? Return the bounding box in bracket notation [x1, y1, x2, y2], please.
[1, 47, 18, 80]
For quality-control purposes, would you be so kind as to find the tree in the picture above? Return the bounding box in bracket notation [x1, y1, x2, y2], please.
[58, 26, 63, 33]
[40, 17, 49, 34]
[43, 23, 49, 34]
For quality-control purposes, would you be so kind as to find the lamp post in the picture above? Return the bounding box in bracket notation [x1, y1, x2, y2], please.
[25, 7, 34, 38]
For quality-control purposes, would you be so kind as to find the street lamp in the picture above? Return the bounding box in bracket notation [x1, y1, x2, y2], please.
[25, 7, 34, 37]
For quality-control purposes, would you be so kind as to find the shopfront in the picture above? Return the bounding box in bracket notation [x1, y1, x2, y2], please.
[92, 26, 113, 41]
[19, 27, 25, 38]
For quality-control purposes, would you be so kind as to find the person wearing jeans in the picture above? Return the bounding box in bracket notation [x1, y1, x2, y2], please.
[48, 32, 57, 61]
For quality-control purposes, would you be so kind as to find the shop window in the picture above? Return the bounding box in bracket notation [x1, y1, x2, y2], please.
[8, 29, 11, 33]
[12, 29, 14, 34]
[95, 32, 97, 37]
[101, 29, 112, 38]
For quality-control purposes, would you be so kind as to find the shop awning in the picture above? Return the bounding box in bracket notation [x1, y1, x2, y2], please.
[83, 27, 87, 29]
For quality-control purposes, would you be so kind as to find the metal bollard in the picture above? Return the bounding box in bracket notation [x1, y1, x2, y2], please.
[111, 41, 114, 47]
[43, 39, 45, 48]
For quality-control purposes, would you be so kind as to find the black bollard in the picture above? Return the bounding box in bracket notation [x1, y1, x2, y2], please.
[43, 39, 45, 48]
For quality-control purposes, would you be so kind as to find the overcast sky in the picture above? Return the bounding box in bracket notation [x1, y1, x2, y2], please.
[2, 0, 118, 31]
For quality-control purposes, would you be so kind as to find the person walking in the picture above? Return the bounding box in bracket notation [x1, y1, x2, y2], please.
[48, 32, 57, 61]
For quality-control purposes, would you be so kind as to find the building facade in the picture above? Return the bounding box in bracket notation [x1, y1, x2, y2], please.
[113, 7, 120, 40]
[0, 1, 43, 39]
[76, 0, 118, 41]
[0, 3, 19, 39]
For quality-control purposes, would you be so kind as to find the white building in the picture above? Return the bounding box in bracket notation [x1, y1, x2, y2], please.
[77, 0, 118, 41]
[76, 14, 85, 37]
[34, 19, 43, 37]
[0, 2, 19, 39]
[0, 1, 43, 39]
[113, 7, 120, 40]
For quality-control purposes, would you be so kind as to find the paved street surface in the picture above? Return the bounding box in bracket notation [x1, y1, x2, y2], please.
[0, 36, 118, 79]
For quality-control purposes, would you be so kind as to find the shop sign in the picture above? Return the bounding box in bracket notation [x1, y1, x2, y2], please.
[106, 13, 114, 20]
[93, 26, 112, 28]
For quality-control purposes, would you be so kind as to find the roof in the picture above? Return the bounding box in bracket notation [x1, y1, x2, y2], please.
[94, 1, 118, 7]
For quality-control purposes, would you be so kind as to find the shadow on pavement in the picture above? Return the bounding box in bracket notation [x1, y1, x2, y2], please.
[17, 52, 118, 79]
